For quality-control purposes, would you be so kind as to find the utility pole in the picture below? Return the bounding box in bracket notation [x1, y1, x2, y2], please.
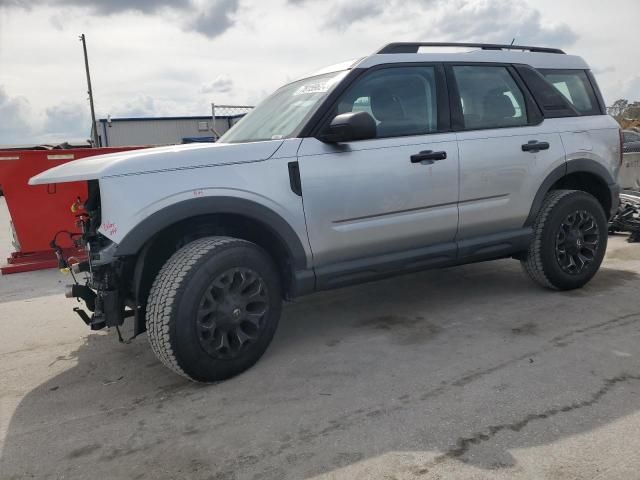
[80, 34, 98, 146]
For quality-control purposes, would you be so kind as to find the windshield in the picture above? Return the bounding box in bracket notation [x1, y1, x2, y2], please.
[219, 70, 348, 143]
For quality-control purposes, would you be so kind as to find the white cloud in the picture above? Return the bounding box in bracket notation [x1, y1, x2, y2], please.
[0, 0, 639, 145]
[0, 86, 91, 144]
[290, 0, 576, 48]
[424, 0, 577, 47]
[621, 76, 640, 102]
[43, 101, 89, 139]
[189, 0, 239, 38]
[1, 0, 192, 15]
[592, 65, 616, 75]
[112, 95, 158, 117]
[1, 0, 239, 39]
[0, 86, 34, 144]
[321, 0, 385, 31]
[200, 75, 234, 94]
[104, 95, 208, 119]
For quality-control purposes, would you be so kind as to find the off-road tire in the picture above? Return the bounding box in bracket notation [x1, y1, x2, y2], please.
[521, 189, 607, 290]
[146, 236, 282, 382]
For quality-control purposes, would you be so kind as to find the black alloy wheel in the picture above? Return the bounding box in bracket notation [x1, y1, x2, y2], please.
[555, 209, 600, 275]
[196, 267, 269, 359]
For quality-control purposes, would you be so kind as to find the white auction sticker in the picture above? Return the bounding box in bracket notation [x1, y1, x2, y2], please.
[293, 82, 331, 96]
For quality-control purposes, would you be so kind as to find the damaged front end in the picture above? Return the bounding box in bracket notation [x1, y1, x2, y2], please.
[64, 180, 136, 339]
[66, 247, 131, 333]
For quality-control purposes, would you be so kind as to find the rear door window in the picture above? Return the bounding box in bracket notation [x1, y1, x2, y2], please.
[539, 69, 600, 116]
[452, 65, 528, 130]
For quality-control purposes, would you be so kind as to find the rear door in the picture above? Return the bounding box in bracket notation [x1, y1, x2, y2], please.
[448, 64, 566, 243]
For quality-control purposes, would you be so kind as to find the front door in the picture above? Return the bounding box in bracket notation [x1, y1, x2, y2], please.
[297, 65, 459, 284]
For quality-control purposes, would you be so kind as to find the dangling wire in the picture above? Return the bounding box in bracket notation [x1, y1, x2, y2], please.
[49, 230, 83, 284]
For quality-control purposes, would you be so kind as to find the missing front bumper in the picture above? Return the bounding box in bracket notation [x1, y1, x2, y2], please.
[67, 284, 125, 331]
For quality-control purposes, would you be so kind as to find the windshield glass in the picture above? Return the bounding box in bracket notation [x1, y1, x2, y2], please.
[219, 70, 348, 143]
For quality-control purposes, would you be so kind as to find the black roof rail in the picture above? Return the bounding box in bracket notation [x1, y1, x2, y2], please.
[376, 42, 565, 55]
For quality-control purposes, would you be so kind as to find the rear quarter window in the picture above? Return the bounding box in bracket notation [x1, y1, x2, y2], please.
[539, 69, 600, 116]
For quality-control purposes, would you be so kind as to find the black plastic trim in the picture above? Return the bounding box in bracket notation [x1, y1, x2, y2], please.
[288, 161, 302, 196]
[508, 65, 543, 125]
[457, 228, 532, 259]
[290, 268, 316, 297]
[565, 158, 615, 184]
[315, 242, 456, 290]
[610, 183, 621, 217]
[525, 163, 567, 226]
[314, 227, 533, 291]
[114, 197, 310, 271]
[513, 64, 579, 119]
[566, 159, 617, 219]
[376, 42, 565, 55]
[585, 69, 607, 115]
[525, 158, 616, 225]
[538, 68, 601, 116]
[435, 64, 451, 131]
[444, 64, 464, 131]
[131, 241, 152, 336]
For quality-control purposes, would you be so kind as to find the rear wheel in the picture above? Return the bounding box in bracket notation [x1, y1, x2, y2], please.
[146, 237, 282, 382]
[521, 189, 607, 290]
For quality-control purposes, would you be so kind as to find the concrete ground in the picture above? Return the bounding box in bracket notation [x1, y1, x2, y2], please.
[2, 195, 640, 480]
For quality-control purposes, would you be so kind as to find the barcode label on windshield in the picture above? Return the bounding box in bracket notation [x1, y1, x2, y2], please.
[293, 82, 331, 96]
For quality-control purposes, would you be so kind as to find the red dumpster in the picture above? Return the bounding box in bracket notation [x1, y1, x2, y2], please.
[0, 147, 147, 274]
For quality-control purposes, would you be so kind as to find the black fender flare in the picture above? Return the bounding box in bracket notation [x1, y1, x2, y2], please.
[114, 196, 309, 271]
[525, 158, 617, 226]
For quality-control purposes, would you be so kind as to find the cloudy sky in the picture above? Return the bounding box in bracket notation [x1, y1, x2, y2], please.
[0, 0, 638, 145]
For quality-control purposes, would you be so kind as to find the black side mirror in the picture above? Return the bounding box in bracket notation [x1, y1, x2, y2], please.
[318, 111, 377, 143]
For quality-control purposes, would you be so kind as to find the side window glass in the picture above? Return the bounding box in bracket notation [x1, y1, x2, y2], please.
[334, 66, 438, 139]
[540, 70, 599, 116]
[452, 66, 528, 130]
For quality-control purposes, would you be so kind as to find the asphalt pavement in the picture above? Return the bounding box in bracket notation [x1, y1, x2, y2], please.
[2, 195, 640, 479]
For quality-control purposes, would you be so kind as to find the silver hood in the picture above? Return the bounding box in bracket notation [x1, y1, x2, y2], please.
[29, 140, 284, 185]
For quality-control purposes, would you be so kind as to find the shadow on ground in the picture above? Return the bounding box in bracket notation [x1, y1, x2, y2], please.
[0, 268, 66, 304]
[2, 261, 640, 479]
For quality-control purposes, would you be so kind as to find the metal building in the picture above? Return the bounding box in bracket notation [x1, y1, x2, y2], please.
[95, 106, 252, 147]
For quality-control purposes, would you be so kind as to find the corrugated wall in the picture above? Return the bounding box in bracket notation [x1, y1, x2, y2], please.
[96, 117, 237, 147]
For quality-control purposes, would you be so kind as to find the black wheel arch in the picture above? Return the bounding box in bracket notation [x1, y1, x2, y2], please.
[525, 158, 619, 226]
[115, 197, 314, 336]
[116, 197, 308, 265]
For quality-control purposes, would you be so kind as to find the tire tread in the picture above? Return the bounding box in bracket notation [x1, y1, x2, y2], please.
[521, 189, 577, 290]
[146, 236, 250, 381]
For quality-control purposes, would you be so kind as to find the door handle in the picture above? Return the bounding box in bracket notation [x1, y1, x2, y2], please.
[410, 150, 447, 164]
[522, 140, 550, 152]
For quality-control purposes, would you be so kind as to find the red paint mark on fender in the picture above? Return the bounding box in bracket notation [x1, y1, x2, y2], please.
[193, 189, 204, 197]
[102, 222, 118, 236]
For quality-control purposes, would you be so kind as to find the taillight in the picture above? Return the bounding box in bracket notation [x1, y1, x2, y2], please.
[619, 129, 624, 165]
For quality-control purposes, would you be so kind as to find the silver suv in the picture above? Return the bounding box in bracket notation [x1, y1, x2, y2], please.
[31, 42, 623, 382]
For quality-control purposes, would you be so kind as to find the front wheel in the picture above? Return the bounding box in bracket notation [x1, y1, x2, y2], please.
[521, 189, 608, 290]
[146, 237, 282, 382]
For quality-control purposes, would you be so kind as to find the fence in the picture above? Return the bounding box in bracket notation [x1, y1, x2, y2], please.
[210, 104, 253, 139]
